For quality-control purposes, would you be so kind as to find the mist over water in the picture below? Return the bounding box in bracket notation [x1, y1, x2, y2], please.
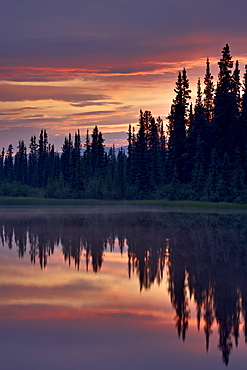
[0, 207, 247, 369]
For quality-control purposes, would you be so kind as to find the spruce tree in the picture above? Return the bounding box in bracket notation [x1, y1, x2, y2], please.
[104, 145, 116, 198]
[38, 129, 49, 187]
[147, 116, 161, 190]
[240, 65, 247, 161]
[157, 116, 167, 185]
[135, 110, 149, 198]
[232, 60, 242, 153]
[233, 60, 241, 109]
[28, 136, 38, 187]
[0, 148, 4, 182]
[4, 144, 14, 182]
[203, 58, 214, 126]
[91, 126, 105, 177]
[192, 78, 211, 170]
[168, 69, 191, 181]
[126, 124, 137, 194]
[114, 147, 127, 199]
[83, 129, 92, 180]
[61, 133, 73, 186]
[15, 140, 28, 184]
[70, 130, 83, 194]
[213, 44, 238, 158]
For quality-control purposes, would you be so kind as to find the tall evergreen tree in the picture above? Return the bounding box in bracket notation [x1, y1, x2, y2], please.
[189, 78, 211, 172]
[203, 58, 214, 126]
[4, 144, 14, 182]
[147, 116, 160, 189]
[213, 44, 238, 157]
[15, 140, 28, 184]
[168, 68, 191, 181]
[240, 65, 247, 162]
[70, 130, 83, 193]
[103, 145, 117, 198]
[126, 124, 137, 193]
[91, 126, 105, 176]
[28, 135, 38, 187]
[157, 116, 167, 185]
[83, 129, 92, 181]
[0, 148, 4, 182]
[61, 133, 73, 186]
[114, 147, 127, 199]
[38, 129, 49, 187]
[135, 110, 149, 197]
[233, 60, 241, 109]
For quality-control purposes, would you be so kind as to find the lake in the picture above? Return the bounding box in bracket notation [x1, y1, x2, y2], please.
[0, 206, 247, 369]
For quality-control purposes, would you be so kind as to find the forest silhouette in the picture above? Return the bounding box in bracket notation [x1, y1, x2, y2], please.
[1, 44, 247, 202]
[2, 210, 247, 366]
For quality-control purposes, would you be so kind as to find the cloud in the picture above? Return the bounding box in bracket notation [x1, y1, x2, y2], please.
[0, 107, 39, 116]
[0, 66, 93, 82]
[1, 0, 247, 153]
[23, 114, 45, 119]
[71, 105, 133, 118]
[0, 112, 19, 116]
[71, 110, 118, 117]
[0, 84, 110, 103]
[70, 101, 122, 108]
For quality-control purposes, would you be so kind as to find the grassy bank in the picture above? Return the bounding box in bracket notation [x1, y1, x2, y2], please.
[0, 196, 247, 211]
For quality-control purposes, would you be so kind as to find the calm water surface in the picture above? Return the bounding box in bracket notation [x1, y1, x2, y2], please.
[0, 206, 247, 369]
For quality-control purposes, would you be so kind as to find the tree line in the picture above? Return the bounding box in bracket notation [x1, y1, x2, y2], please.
[1, 44, 247, 201]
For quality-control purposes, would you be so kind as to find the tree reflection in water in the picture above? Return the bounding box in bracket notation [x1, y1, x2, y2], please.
[1, 210, 247, 366]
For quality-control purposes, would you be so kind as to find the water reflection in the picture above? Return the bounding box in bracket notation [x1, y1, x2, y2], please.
[1, 209, 247, 366]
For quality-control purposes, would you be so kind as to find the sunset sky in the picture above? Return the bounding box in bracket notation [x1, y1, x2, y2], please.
[1, 0, 247, 151]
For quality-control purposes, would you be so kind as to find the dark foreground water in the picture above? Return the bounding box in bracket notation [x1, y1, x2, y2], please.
[1, 206, 247, 370]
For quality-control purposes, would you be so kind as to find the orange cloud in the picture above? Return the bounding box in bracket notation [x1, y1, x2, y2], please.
[1, 45, 247, 150]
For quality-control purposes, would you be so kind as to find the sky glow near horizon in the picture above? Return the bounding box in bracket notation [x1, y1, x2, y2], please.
[1, 0, 247, 150]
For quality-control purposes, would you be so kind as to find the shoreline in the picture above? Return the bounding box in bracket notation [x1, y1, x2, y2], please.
[0, 196, 247, 214]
